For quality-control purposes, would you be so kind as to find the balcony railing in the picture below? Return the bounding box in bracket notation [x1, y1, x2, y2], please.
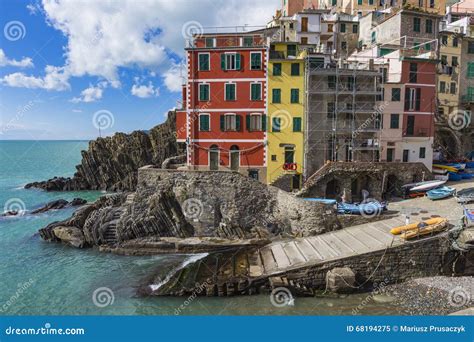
[186, 35, 266, 49]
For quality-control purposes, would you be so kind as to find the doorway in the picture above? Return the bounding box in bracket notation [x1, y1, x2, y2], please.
[209, 145, 219, 170]
[230, 145, 240, 171]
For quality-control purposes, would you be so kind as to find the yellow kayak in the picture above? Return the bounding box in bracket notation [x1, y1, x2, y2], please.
[390, 217, 448, 235]
[400, 219, 448, 240]
[433, 164, 458, 173]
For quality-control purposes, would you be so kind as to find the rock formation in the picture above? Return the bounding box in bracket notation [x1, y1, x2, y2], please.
[25, 111, 182, 192]
[39, 169, 342, 249]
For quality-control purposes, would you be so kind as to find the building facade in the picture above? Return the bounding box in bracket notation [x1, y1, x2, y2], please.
[176, 32, 268, 182]
[267, 42, 306, 189]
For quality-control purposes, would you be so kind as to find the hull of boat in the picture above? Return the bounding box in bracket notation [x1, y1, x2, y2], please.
[464, 208, 474, 228]
[433, 164, 458, 172]
[390, 217, 448, 235]
[400, 220, 448, 240]
[410, 180, 447, 192]
[432, 168, 448, 175]
[456, 188, 474, 203]
[449, 172, 463, 181]
[304, 198, 337, 205]
[434, 175, 449, 181]
[337, 201, 387, 215]
[426, 186, 455, 200]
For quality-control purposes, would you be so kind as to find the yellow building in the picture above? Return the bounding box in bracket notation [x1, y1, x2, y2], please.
[267, 42, 305, 190]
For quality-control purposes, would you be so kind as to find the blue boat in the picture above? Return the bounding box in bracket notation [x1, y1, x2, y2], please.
[466, 161, 474, 169]
[304, 198, 337, 205]
[337, 201, 387, 215]
[461, 173, 474, 179]
[426, 186, 455, 200]
[448, 172, 463, 181]
[464, 207, 474, 227]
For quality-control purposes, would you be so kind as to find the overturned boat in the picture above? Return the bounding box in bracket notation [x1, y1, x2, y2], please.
[426, 186, 455, 200]
[456, 188, 474, 204]
[337, 201, 387, 216]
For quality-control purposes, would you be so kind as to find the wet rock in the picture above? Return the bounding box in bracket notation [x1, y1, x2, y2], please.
[1, 210, 19, 217]
[53, 226, 86, 248]
[25, 111, 183, 192]
[31, 199, 69, 214]
[70, 198, 87, 206]
[326, 267, 356, 293]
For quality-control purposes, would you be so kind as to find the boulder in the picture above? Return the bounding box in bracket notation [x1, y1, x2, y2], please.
[31, 199, 69, 214]
[325, 267, 356, 293]
[53, 226, 86, 248]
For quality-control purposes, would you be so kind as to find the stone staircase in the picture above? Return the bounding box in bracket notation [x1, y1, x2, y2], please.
[103, 208, 126, 246]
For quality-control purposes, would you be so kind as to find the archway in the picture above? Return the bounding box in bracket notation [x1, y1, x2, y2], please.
[325, 179, 340, 199]
[434, 126, 462, 159]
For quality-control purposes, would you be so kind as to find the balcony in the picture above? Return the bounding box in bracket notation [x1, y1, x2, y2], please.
[186, 34, 266, 49]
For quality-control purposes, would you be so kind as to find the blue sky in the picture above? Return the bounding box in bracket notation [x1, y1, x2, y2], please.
[0, 0, 279, 140]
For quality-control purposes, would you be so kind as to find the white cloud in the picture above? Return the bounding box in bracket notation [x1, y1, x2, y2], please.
[163, 63, 184, 92]
[3, 0, 280, 94]
[1, 65, 69, 90]
[72, 109, 82, 113]
[71, 84, 105, 103]
[131, 82, 160, 98]
[0, 49, 34, 68]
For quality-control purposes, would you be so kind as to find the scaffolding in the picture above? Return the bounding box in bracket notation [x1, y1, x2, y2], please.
[303, 54, 384, 179]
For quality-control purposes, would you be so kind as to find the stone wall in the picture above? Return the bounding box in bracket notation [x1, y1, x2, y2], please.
[299, 161, 433, 201]
[276, 234, 453, 290]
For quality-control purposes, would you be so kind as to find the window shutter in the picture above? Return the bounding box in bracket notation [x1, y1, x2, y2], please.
[246, 115, 251, 131]
[221, 54, 226, 70]
[220, 115, 225, 131]
[293, 118, 302, 132]
[404, 88, 410, 111]
[415, 88, 421, 111]
[262, 115, 267, 131]
[236, 115, 241, 131]
[236, 54, 241, 70]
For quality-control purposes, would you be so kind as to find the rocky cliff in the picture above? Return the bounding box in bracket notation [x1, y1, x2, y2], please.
[25, 111, 182, 192]
[39, 169, 342, 249]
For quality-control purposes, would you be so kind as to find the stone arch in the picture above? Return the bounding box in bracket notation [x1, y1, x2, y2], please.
[325, 178, 341, 199]
[434, 126, 462, 159]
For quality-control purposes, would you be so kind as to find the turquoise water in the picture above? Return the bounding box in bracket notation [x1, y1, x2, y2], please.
[0, 141, 401, 315]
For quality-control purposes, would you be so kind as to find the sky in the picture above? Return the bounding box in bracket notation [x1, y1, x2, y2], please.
[0, 0, 280, 140]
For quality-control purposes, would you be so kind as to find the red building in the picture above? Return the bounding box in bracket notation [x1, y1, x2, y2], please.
[176, 31, 268, 182]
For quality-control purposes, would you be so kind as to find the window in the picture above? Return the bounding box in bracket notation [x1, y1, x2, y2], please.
[441, 35, 448, 46]
[391, 88, 401, 101]
[352, 24, 358, 34]
[199, 83, 209, 101]
[369, 0, 374, 4]
[418, 0, 423, 6]
[301, 17, 308, 32]
[450, 82, 457, 94]
[419, 147, 426, 159]
[387, 148, 395, 162]
[426, 19, 432, 33]
[205, 38, 214, 48]
[406, 115, 415, 136]
[405, 88, 421, 111]
[291, 63, 300, 76]
[221, 53, 241, 70]
[287, 44, 297, 57]
[293, 117, 302, 132]
[301, 37, 308, 44]
[453, 37, 458, 47]
[430, 0, 435, 7]
[220, 114, 241, 131]
[341, 41, 347, 50]
[272, 89, 281, 103]
[247, 114, 263, 131]
[284, 147, 295, 164]
[468, 62, 474, 78]
[273, 63, 282, 76]
[327, 102, 335, 118]
[452, 56, 458, 67]
[425, 42, 431, 51]
[469, 42, 474, 54]
[441, 55, 448, 64]
[390, 114, 399, 129]
[251, 83, 262, 101]
[290, 89, 299, 103]
[409, 62, 418, 83]
[414, 18, 421, 32]
[340, 23, 346, 33]
[198, 54, 209, 71]
[328, 75, 336, 89]
[243, 37, 253, 47]
[199, 114, 210, 131]
[271, 155, 277, 161]
[371, 31, 376, 43]
[440, 81, 446, 93]
[358, 0, 362, 4]
[272, 117, 281, 132]
[403, 149, 409, 162]
[332, 0, 337, 4]
[250, 52, 262, 70]
[225, 83, 236, 101]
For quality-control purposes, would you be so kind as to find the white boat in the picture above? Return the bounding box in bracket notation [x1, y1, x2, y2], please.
[432, 168, 448, 175]
[409, 180, 447, 192]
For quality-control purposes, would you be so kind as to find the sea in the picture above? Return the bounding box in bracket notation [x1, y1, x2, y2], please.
[0, 140, 401, 315]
